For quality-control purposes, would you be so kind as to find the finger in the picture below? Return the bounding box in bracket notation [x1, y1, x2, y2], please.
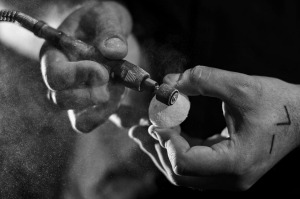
[40, 1, 132, 91]
[163, 72, 181, 88]
[164, 66, 259, 104]
[152, 127, 235, 176]
[149, 125, 181, 147]
[131, 126, 208, 186]
[89, 1, 132, 59]
[150, 125, 205, 147]
[49, 86, 109, 110]
[154, 144, 227, 190]
[134, 127, 238, 190]
[155, 143, 181, 183]
[69, 103, 116, 133]
[202, 133, 230, 146]
[180, 132, 204, 147]
[68, 82, 125, 133]
[128, 126, 168, 176]
[148, 125, 160, 140]
[41, 48, 109, 91]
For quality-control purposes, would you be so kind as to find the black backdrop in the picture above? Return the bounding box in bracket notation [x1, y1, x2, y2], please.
[124, 0, 300, 196]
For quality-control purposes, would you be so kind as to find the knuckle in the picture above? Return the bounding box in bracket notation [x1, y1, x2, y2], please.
[53, 90, 92, 110]
[51, 91, 71, 109]
[232, 75, 262, 98]
[90, 69, 109, 87]
[44, 67, 72, 91]
[252, 77, 263, 97]
[173, 164, 185, 176]
[89, 89, 97, 104]
[171, 155, 189, 176]
[41, 50, 76, 91]
[189, 65, 211, 95]
[44, 62, 78, 91]
[89, 87, 109, 104]
[189, 65, 205, 84]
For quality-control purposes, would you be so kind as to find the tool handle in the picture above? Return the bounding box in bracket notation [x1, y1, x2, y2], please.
[35, 22, 150, 91]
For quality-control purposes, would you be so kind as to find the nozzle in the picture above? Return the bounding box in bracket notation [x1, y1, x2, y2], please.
[140, 78, 178, 106]
[141, 78, 159, 92]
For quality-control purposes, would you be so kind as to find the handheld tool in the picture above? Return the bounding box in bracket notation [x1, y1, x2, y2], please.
[0, 10, 178, 106]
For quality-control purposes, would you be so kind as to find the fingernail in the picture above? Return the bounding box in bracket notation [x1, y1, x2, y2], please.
[176, 73, 184, 85]
[164, 73, 183, 87]
[105, 37, 125, 49]
[163, 74, 179, 87]
[148, 130, 158, 140]
[148, 125, 158, 140]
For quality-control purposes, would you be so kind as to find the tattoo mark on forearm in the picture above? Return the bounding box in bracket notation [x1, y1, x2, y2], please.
[276, 106, 291, 126]
[269, 134, 275, 154]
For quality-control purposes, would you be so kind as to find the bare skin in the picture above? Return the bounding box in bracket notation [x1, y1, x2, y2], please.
[0, 1, 160, 198]
[39, 0, 300, 192]
[130, 65, 300, 191]
[40, 1, 132, 133]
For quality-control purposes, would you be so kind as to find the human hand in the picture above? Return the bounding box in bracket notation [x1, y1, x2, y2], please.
[130, 65, 300, 191]
[40, 1, 132, 133]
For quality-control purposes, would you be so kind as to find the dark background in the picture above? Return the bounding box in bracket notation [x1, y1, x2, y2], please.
[124, 0, 300, 196]
[1, 0, 300, 198]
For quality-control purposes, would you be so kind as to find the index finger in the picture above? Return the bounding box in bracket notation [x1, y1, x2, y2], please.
[164, 65, 259, 105]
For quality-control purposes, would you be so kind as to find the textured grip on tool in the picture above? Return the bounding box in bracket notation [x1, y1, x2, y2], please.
[0, 10, 18, 22]
[111, 60, 150, 91]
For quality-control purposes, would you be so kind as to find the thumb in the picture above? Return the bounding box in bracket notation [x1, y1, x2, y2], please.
[164, 65, 260, 104]
[92, 1, 132, 59]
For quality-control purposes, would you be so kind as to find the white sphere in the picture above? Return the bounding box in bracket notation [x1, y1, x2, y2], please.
[148, 93, 190, 128]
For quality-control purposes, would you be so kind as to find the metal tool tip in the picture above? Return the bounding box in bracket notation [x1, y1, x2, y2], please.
[155, 84, 178, 106]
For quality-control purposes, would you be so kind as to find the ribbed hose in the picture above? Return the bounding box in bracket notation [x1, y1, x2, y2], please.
[0, 10, 39, 32]
[0, 10, 18, 22]
[0, 10, 177, 106]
